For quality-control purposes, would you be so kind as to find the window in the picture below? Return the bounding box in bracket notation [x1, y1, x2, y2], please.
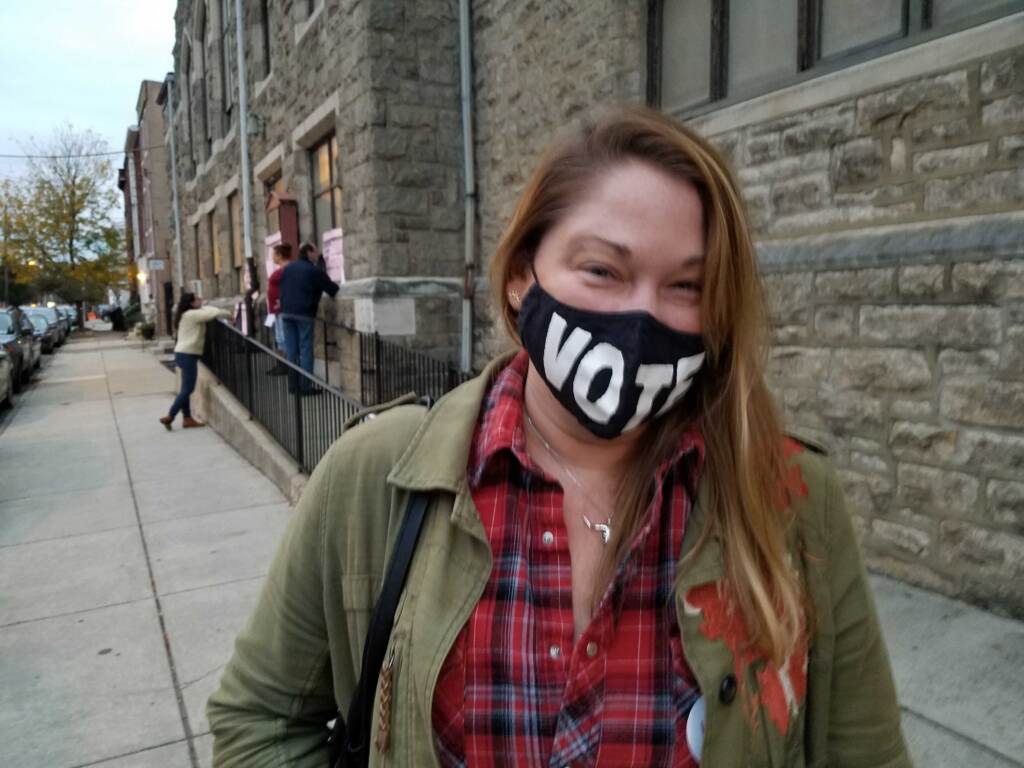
[209, 212, 221, 278]
[260, 0, 272, 79]
[655, 0, 1024, 114]
[229, 192, 243, 292]
[309, 134, 342, 248]
[265, 173, 285, 234]
[220, 0, 234, 134]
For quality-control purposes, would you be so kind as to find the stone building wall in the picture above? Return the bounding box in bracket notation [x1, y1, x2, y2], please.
[696, 39, 1024, 615]
[465, 8, 1023, 615]
[470, 0, 647, 360]
[169, 0, 466, 368]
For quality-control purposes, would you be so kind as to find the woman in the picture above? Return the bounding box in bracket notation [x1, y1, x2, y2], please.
[207, 108, 911, 767]
[160, 292, 230, 430]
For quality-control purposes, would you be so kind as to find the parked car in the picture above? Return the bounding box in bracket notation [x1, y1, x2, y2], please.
[0, 309, 35, 392]
[58, 304, 80, 328]
[29, 313, 58, 354]
[22, 307, 65, 346]
[18, 314, 42, 371]
[0, 349, 13, 408]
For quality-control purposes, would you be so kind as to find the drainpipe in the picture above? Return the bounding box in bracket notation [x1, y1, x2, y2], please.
[164, 74, 185, 293]
[458, 0, 476, 372]
[234, 0, 258, 331]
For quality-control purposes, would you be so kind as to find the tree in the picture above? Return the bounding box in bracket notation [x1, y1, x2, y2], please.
[2, 124, 127, 307]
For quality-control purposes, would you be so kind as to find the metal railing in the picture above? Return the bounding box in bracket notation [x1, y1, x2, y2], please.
[358, 329, 473, 406]
[253, 300, 473, 406]
[202, 319, 363, 473]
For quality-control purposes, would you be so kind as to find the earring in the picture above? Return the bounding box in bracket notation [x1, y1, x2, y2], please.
[509, 289, 521, 307]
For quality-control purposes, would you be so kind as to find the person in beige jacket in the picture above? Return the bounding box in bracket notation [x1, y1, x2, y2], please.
[160, 292, 230, 430]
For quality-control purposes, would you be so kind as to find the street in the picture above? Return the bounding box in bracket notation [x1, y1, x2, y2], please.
[0, 333, 1022, 768]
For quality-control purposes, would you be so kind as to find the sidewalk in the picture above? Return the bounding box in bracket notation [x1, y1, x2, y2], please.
[1, 336, 1021, 767]
[0, 334, 289, 767]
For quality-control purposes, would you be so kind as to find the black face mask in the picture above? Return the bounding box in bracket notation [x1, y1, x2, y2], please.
[517, 279, 706, 439]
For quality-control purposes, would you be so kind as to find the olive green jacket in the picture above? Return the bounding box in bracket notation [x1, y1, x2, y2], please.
[207, 356, 911, 767]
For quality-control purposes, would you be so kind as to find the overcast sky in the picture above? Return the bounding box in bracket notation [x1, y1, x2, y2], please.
[0, 1, 177, 187]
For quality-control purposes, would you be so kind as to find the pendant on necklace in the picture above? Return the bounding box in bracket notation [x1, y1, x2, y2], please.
[594, 523, 612, 545]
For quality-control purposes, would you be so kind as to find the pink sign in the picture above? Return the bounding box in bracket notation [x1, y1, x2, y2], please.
[322, 227, 345, 284]
[264, 231, 282, 290]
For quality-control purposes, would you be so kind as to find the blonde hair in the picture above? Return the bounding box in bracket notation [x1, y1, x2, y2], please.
[490, 106, 802, 665]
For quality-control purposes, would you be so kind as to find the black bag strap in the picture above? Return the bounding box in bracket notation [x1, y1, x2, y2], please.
[329, 489, 431, 768]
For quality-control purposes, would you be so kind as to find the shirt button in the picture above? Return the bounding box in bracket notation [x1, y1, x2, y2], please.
[549, 644, 561, 659]
[586, 641, 599, 658]
[542, 531, 554, 546]
[719, 674, 738, 704]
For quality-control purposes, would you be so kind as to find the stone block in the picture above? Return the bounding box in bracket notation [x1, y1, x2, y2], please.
[742, 184, 772, 229]
[923, 168, 1024, 213]
[856, 70, 969, 129]
[710, 131, 745, 168]
[889, 138, 907, 173]
[814, 306, 855, 339]
[954, 429, 1024, 475]
[771, 174, 829, 216]
[889, 421, 958, 464]
[851, 436, 883, 453]
[859, 305, 1001, 347]
[889, 399, 934, 420]
[940, 521, 1024, 579]
[937, 348, 1000, 375]
[762, 272, 813, 325]
[982, 93, 1024, 129]
[780, 103, 856, 154]
[912, 142, 989, 174]
[898, 265, 946, 298]
[940, 379, 1024, 429]
[820, 388, 885, 432]
[838, 468, 893, 517]
[815, 268, 893, 300]
[831, 138, 886, 188]
[768, 347, 831, 386]
[959, 577, 1024, 620]
[1003, 325, 1024, 372]
[951, 260, 1024, 300]
[736, 150, 830, 186]
[896, 462, 980, 516]
[910, 117, 971, 146]
[829, 348, 931, 392]
[996, 134, 1024, 162]
[981, 50, 1023, 96]
[872, 518, 931, 557]
[852, 451, 889, 475]
[772, 324, 809, 344]
[748, 132, 782, 165]
[376, 186, 429, 215]
[987, 479, 1024, 531]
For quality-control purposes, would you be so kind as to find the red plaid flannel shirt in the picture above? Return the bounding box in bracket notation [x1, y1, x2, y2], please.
[432, 351, 705, 767]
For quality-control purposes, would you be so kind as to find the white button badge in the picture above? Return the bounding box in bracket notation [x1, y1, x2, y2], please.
[686, 694, 705, 763]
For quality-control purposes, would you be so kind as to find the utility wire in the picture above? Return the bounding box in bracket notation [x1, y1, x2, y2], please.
[0, 145, 166, 160]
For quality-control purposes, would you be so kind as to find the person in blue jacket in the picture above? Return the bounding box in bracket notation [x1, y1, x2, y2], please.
[278, 241, 339, 393]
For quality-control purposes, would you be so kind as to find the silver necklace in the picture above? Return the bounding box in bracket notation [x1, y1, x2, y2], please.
[523, 410, 614, 545]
